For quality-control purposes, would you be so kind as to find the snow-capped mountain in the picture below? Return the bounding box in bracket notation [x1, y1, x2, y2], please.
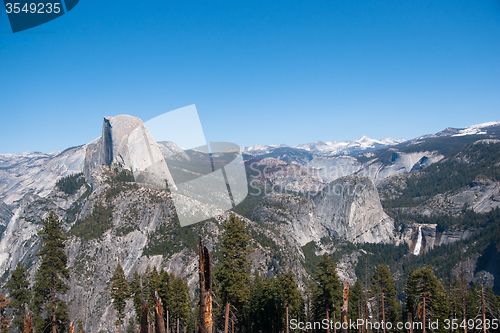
[295, 136, 405, 156]
[417, 120, 500, 140]
[452, 120, 500, 137]
[241, 143, 290, 155]
[243, 136, 405, 157]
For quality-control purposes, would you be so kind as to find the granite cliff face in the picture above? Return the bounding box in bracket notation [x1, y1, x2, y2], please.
[247, 151, 445, 199]
[399, 224, 478, 255]
[0, 148, 86, 205]
[314, 176, 394, 243]
[84, 115, 175, 189]
[252, 175, 396, 248]
[1, 116, 499, 332]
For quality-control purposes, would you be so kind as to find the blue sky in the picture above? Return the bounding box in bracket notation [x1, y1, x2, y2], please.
[1, 0, 499, 154]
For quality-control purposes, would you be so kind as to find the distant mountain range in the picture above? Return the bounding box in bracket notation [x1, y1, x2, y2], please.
[1, 117, 500, 332]
[242, 120, 500, 158]
[242, 137, 405, 157]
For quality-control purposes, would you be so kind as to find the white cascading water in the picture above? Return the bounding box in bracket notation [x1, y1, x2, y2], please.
[413, 226, 422, 255]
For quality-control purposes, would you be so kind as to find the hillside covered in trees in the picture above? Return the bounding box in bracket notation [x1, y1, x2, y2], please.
[1, 118, 500, 333]
[1, 213, 499, 333]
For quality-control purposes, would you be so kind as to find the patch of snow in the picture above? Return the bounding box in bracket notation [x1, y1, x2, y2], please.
[452, 120, 500, 137]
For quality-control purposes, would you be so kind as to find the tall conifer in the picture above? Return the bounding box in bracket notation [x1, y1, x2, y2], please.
[278, 269, 303, 332]
[405, 266, 448, 333]
[129, 271, 143, 325]
[370, 264, 401, 332]
[110, 263, 130, 333]
[6, 263, 31, 333]
[215, 214, 253, 333]
[32, 212, 70, 333]
[170, 277, 190, 332]
[312, 254, 342, 328]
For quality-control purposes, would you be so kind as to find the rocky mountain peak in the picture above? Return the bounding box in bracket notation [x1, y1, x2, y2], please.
[84, 115, 175, 188]
[101, 114, 145, 167]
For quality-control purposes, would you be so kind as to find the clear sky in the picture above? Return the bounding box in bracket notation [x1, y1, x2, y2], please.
[1, 0, 499, 154]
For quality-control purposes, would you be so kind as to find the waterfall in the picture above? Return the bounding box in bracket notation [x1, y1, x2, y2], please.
[413, 226, 423, 255]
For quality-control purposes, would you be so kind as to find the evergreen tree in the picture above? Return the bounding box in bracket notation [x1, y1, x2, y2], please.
[466, 283, 483, 322]
[484, 285, 500, 321]
[141, 266, 151, 303]
[247, 273, 265, 333]
[277, 269, 303, 331]
[170, 276, 190, 332]
[6, 262, 31, 333]
[370, 264, 401, 332]
[0, 291, 10, 333]
[129, 271, 143, 325]
[448, 278, 463, 328]
[250, 270, 304, 333]
[111, 263, 130, 333]
[214, 213, 253, 333]
[158, 269, 173, 328]
[32, 212, 70, 333]
[348, 280, 363, 333]
[126, 317, 135, 333]
[405, 266, 449, 333]
[259, 276, 280, 333]
[312, 254, 342, 326]
[146, 267, 160, 320]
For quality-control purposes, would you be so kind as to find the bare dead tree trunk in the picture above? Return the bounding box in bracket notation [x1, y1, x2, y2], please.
[481, 286, 487, 333]
[381, 291, 385, 333]
[422, 287, 426, 333]
[24, 311, 33, 333]
[326, 309, 330, 333]
[166, 310, 169, 333]
[364, 265, 369, 333]
[416, 305, 422, 328]
[286, 306, 289, 333]
[358, 295, 362, 333]
[155, 292, 166, 333]
[51, 288, 57, 333]
[461, 262, 467, 333]
[199, 238, 213, 333]
[141, 301, 150, 333]
[364, 299, 368, 333]
[407, 312, 413, 333]
[52, 315, 57, 333]
[333, 312, 336, 333]
[224, 301, 230, 333]
[341, 282, 349, 333]
[177, 317, 179, 333]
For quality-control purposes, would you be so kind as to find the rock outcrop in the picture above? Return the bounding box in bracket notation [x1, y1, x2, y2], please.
[84, 115, 175, 189]
[0, 147, 86, 205]
[0, 201, 12, 229]
[399, 223, 477, 255]
[314, 175, 394, 243]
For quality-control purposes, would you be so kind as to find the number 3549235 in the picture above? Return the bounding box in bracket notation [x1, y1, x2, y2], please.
[5, 3, 61, 14]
